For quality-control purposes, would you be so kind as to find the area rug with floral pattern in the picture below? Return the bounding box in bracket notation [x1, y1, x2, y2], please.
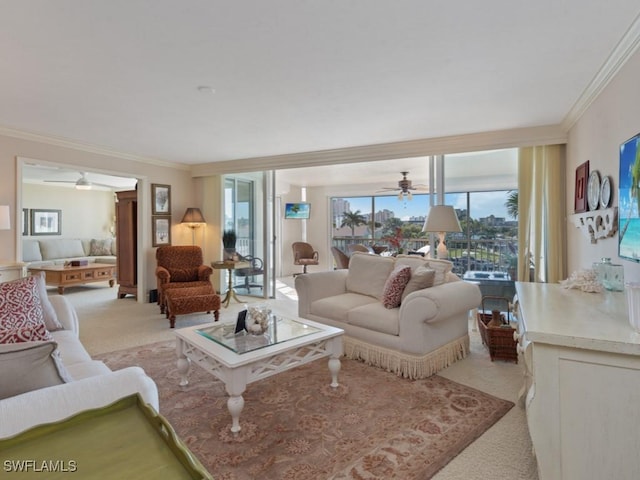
[97, 341, 513, 479]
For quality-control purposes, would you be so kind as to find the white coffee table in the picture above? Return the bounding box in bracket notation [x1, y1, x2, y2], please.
[175, 314, 344, 433]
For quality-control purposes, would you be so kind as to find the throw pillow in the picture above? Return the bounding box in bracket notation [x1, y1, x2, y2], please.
[401, 266, 436, 301]
[0, 341, 72, 399]
[0, 276, 52, 343]
[0, 323, 52, 343]
[382, 265, 412, 309]
[33, 272, 63, 331]
[426, 258, 454, 286]
[89, 238, 113, 256]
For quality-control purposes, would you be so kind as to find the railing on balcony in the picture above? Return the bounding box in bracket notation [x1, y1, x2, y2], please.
[331, 236, 517, 278]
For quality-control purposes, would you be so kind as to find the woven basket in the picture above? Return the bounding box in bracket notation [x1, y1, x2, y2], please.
[476, 296, 518, 363]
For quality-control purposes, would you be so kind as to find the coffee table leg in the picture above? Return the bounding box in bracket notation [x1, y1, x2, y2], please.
[327, 337, 343, 388]
[176, 340, 191, 387]
[225, 368, 248, 433]
[328, 356, 341, 388]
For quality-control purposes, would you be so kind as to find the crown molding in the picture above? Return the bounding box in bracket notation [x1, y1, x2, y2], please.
[0, 125, 189, 171]
[191, 125, 567, 177]
[562, 12, 640, 131]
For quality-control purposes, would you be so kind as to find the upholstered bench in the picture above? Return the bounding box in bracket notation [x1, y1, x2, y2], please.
[165, 285, 221, 328]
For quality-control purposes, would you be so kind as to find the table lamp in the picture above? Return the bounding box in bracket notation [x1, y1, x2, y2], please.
[181, 207, 206, 245]
[422, 205, 461, 259]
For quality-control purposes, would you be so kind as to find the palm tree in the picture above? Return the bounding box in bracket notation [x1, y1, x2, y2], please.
[505, 190, 518, 219]
[340, 210, 368, 237]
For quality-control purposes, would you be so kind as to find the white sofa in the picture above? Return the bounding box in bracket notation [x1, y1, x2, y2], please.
[22, 238, 117, 267]
[296, 252, 482, 379]
[0, 295, 158, 439]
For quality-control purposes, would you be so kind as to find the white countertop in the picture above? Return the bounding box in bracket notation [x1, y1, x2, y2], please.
[515, 282, 640, 355]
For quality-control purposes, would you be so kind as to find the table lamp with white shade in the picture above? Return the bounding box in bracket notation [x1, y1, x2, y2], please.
[422, 205, 461, 259]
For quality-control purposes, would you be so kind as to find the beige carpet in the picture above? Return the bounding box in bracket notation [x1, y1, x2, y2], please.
[53, 280, 539, 479]
[97, 341, 514, 479]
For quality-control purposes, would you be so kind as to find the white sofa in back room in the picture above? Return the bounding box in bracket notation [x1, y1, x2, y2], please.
[22, 238, 116, 268]
[296, 252, 482, 379]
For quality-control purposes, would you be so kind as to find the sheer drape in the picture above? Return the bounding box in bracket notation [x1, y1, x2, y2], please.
[517, 145, 567, 283]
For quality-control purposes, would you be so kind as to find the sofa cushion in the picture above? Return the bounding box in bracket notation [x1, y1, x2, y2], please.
[426, 259, 454, 286]
[0, 341, 72, 399]
[22, 240, 43, 262]
[382, 265, 411, 309]
[89, 238, 113, 256]
[402, 266, 436, 301]
[395, 255, 429, 272]
[65, 360, 111, 380]
[38, 239, 85, 261]
[51, 330, 93, 366]
[349, 302, 400, 336]
[0, 276, 52, 343]
[310, 293, 378, 323]
[346, 252, 395, 300]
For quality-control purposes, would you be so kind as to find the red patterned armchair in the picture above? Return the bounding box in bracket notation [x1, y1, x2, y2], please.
[155, 246, 213, 313]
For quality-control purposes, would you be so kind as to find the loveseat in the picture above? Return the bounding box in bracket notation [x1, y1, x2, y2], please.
[0, 275, 158, 438]
[295, 252, 482, 379]
[22, 237, 117, 268]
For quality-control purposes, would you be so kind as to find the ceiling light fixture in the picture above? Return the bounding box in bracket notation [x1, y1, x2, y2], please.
[197, 85, 215, 94]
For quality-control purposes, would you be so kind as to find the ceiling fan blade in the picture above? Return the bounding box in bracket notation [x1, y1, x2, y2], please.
[43, 180, 76, 184]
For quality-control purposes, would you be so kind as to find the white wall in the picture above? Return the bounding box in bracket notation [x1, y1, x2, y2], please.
[566, 46, 640, 281]
[22, 184, 115, 240]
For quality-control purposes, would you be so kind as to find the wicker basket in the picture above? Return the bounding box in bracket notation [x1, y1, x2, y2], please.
[476, 296, 518, 363]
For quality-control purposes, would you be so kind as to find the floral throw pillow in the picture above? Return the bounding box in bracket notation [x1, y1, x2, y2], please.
[0, 276, 52, 343]
[90, 238, 113, 256]
[382, 265, 412, 309]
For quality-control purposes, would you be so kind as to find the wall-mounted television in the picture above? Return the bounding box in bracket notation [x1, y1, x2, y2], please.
[284, 202, 310, 219]
[618, 132, 640, 262]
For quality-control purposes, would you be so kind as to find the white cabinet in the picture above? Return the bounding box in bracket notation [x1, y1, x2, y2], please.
[0, 262, 27, 283]
[515, 282, 640, 480]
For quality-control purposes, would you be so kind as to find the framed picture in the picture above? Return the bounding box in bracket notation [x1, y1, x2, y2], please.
[618, 132, 640, 262]
[574, 160, 589, 213]
[152, 184, 171, 215]
[31, 209, 61, 236]
[152, 216, 171, 247]
[22, 208, 29, 236]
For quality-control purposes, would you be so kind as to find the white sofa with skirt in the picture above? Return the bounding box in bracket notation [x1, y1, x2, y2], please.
[295, 252, 482, 379]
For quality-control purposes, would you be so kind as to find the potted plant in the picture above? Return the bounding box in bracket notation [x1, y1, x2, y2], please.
[222, 229, 237, 260]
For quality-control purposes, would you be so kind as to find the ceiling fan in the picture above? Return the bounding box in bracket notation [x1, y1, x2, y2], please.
[44, 171, 116, 190]
[377, 171, 428, 200]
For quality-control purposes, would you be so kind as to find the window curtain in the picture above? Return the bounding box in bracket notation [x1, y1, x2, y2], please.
[517, 145, 567, 283]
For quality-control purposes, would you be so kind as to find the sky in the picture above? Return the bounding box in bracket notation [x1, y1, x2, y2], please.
[340, 190, 513, 221]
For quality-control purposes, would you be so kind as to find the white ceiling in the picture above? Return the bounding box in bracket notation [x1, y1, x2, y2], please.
[3, 0, 640, 173]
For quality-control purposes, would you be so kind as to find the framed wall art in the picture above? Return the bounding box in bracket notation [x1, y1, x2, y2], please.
[22, 208, 29, 236]
[31, 209, 61, 236]
[151, 184, 171, 215]
[152, 216, 171, 247]
[618, 132, 640, 262]
[574, 160, 589, 213]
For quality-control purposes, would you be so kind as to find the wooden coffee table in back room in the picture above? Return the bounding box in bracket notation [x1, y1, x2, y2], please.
[28, 263, 116, 294]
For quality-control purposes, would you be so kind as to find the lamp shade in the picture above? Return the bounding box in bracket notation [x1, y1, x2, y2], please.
[181, 208, 206, 225]
[422, 205, 461, 233]
[0, 205, 10, 230]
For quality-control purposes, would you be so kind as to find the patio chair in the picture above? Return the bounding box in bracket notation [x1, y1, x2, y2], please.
[234, 255, 264, 293]
[330, 246, 350, 269]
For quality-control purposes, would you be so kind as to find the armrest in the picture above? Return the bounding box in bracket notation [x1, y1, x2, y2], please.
[295, 270, 348, 316]
[0, 367, 159, 439]
[48, 295, 79, 335]
[197, 264, 213, 281]
[155, 266, 170, 283]
[400, 280, 482, 324]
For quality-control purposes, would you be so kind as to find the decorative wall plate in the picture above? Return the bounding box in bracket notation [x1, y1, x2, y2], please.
[587, 170, 601, 211]
[600, 176, 611, 209]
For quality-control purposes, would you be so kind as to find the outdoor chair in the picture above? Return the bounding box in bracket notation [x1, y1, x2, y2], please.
[330, 246, 350, 269]
[234, 255, 264, 293]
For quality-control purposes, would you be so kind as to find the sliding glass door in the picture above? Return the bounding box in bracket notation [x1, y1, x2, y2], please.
[223, 172, 274, 299]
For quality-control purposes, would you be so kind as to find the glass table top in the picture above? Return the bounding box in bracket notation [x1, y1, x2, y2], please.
[196, 315, 322, 354]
